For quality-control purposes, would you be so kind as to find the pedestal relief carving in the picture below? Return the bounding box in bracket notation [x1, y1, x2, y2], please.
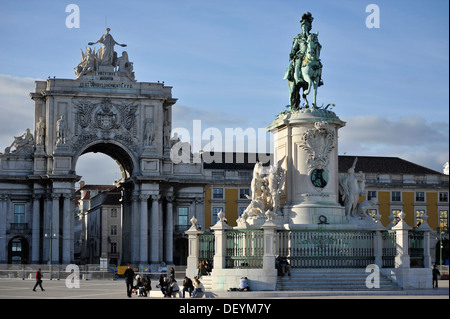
[298, 121, 336, 190]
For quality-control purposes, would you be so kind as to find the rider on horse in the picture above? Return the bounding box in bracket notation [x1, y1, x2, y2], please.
[284, 12, 323, 109]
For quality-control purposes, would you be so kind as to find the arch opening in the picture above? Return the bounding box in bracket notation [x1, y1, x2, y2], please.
[73, 141, 137, 182]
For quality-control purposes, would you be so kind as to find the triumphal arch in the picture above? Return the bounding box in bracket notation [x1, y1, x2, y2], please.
[0, 29, 204, 267]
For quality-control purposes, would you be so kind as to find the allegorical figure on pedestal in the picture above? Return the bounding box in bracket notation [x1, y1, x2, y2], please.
[144, 118, 155, 146]
[74, 47, 97, 78]
[56, 115, 66, 145]
[36, 117, 46, 146]
[284, 12, 323, 109]
[89, 27, 127, 66]
[4, 128, 34, 154]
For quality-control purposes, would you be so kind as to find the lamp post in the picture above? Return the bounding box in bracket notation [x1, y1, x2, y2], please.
[44, 221, 57, 280]
[439, 227, 445, 266]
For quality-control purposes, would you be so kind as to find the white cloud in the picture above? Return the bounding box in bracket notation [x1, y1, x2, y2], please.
[0, 74, 39, 151]
[76, 153, 122, 186]
[339, 114, 449, 172]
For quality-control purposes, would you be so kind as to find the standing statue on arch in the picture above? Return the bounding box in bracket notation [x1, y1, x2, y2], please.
[284, 12, 323, 109]
[88, 28, 127, 66]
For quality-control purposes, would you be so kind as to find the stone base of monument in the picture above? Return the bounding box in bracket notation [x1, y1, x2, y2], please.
[284, 202, 344, 227]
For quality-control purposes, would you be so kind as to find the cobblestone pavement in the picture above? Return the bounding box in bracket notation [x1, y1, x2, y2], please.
[0, 278, 447, 299]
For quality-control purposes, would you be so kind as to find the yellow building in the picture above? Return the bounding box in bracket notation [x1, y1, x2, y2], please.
[203, 154, 449, 265]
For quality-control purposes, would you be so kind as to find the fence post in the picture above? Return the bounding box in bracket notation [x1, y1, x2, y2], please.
[372, 215, 385, 268]
[418, 212, 432, 269]
[210, 211, 231, 270]
[185, 217, 204, 278]
[373, 230, 383, 267]
[261, 221, 278, 271]
[391, 211, 411, 268]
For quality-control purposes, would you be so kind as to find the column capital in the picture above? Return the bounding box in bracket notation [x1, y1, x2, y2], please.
[151, 194, 161, 202]
[62, 193, 73, 200]
[51, 193, 61, 200]
[195, 197, 204, 204]
[139, 193, 150, 201]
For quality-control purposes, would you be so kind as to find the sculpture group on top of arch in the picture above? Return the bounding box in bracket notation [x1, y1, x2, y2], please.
[75, 28, 135, 81]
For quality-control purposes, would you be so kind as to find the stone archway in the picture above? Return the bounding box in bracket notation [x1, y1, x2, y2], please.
[73, 139, 138, 181]
[0, 29, 205, 268]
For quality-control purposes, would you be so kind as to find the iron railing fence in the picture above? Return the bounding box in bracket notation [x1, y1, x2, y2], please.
[381, 230, 397, 268]
[277, 230, 375, 268]
[225, 229, 264, 269]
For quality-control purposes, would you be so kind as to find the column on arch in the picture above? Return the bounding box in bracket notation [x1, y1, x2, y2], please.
[150, 194, 161, 264]
[164, 195, 174, 264]
[130, 191, 140, 264]
[31, 194, 41, 263]
[62, 193, 72, 264]
[51, 193, 60, 263]
[139, 192, 150, 264]
[0, 195, 8, 263]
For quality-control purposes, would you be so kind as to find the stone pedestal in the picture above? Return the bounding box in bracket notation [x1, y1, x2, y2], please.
[267, 108, 346, 227]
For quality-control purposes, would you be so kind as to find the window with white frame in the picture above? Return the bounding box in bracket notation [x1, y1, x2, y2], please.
[111, 208, 118, 218]
[177, 207, 189, 229]
[415, 209, 425, 227]
[391, 209, 402, 224]
[415, 192, 425, 202]
[439, 210, 448, 231]
[110, 225, 118, 236]
[212, 188, 224, 199]
[367, 191, 377, 201]
[14, 204, 25, 224]
[439, 192, 448, 203]
[110, 242, 117, 253]
[391, 191, 401, 202]
[239, 188, 250, 199]
[11, 238, 22, 252]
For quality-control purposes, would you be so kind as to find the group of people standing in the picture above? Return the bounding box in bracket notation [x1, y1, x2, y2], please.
[123, 264, 205, 298]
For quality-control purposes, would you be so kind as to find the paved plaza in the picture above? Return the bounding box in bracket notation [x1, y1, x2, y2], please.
[0, 278, 447, 300]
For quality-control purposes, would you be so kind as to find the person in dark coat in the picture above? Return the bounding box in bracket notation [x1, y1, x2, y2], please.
[124, 264, 135, 297]
[432, 265, 441, 288]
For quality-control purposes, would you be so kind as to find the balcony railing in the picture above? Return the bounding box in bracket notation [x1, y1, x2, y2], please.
[9, 223, 29, 231]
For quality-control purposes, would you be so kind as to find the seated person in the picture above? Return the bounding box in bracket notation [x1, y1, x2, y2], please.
[280, 257, 291, 276]
[238, 277, 250, 291]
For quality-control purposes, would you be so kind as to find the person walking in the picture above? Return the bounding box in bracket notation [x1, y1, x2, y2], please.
[123, 264, 135, 297]
[32, 268, 45, 292]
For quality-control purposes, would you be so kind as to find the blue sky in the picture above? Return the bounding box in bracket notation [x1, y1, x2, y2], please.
[0, 0, 448, 184]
